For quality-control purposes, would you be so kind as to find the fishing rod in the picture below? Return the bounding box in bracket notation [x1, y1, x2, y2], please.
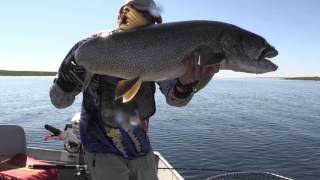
[158, 168, 293, 180]
[30, 165, 235, 173]
[158, 167, 236, 172]
[43, 124, 88, 180]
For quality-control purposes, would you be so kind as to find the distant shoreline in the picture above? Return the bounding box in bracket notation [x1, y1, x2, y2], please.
[283, 77, 320, 81]
[1, 70, 319, 81]
[0, 70, 56, 76]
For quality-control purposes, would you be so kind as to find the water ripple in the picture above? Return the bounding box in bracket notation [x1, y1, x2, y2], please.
[1, 77, 320, 180]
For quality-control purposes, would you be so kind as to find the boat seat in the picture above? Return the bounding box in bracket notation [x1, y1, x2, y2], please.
[0, 125, 26, 160]
[0, 125, 58, 180]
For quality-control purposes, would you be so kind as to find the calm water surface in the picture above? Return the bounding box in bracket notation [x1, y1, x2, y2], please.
[0, 77, 319, 180]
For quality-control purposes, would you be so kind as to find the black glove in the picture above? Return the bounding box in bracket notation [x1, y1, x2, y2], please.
[56, 55, 86, 93]
[173, 79, 196, 98]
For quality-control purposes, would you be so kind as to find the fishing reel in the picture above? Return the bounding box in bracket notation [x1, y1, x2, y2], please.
[43, 113, 89, 180]
[44, 113, 81, 153]
[44, 124, 80, 153]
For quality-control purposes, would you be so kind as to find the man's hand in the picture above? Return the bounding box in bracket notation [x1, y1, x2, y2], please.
[179, 53, 220, 86]
[56, 58, 86, 93]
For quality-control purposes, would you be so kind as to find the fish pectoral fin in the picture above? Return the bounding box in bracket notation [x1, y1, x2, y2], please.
[115, 77, 142, 103]
[197, 48, 224, 66]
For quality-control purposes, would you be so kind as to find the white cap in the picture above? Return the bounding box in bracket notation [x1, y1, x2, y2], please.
[124, 0, 161, 18]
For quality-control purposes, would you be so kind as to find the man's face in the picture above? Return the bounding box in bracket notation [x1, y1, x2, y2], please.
[118, 5, 154, 30]
[118, 6, 128, 26]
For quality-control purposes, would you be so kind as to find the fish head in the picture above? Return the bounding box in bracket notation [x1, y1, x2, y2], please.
[220, 28, 278, 74]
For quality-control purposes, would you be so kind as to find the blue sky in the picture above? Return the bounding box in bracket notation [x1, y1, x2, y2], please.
[0, 0, 319, 77]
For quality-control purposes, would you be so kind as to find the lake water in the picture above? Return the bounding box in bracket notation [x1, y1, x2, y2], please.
[0, 77, 319, 180]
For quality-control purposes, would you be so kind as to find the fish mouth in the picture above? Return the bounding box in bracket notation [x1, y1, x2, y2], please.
[252, 45, 278, 72]
[258, 45, 278, 70]
[257, 45, 278, 61]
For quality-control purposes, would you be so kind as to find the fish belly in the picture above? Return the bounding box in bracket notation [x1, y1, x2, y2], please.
[141, 62, 188, 81]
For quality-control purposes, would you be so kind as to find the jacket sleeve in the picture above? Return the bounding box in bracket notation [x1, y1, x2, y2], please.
[50, 40, 87, 109]
[157, 80, 194, 107]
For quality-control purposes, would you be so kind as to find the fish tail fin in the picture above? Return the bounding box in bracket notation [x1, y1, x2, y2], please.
[115, 77, 142, 103]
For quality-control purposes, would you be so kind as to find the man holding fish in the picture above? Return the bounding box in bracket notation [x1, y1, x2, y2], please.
[49, 0, 220, 180]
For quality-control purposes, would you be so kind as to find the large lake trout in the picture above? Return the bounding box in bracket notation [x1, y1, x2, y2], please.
[75, 20, 278, 102]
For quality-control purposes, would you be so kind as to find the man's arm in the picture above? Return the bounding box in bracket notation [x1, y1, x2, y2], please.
[158, 53, 220, 107]
[50, 41, 86, 109]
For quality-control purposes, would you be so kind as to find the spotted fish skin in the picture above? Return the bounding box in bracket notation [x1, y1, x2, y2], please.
[75, 20, 278, 81]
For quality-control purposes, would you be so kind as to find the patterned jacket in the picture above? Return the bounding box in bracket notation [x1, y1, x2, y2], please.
[50, 32, 194, 159]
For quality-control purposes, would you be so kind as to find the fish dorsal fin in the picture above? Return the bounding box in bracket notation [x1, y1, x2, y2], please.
[197, 47, 224, 66]
[115, 77, 142, 103]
